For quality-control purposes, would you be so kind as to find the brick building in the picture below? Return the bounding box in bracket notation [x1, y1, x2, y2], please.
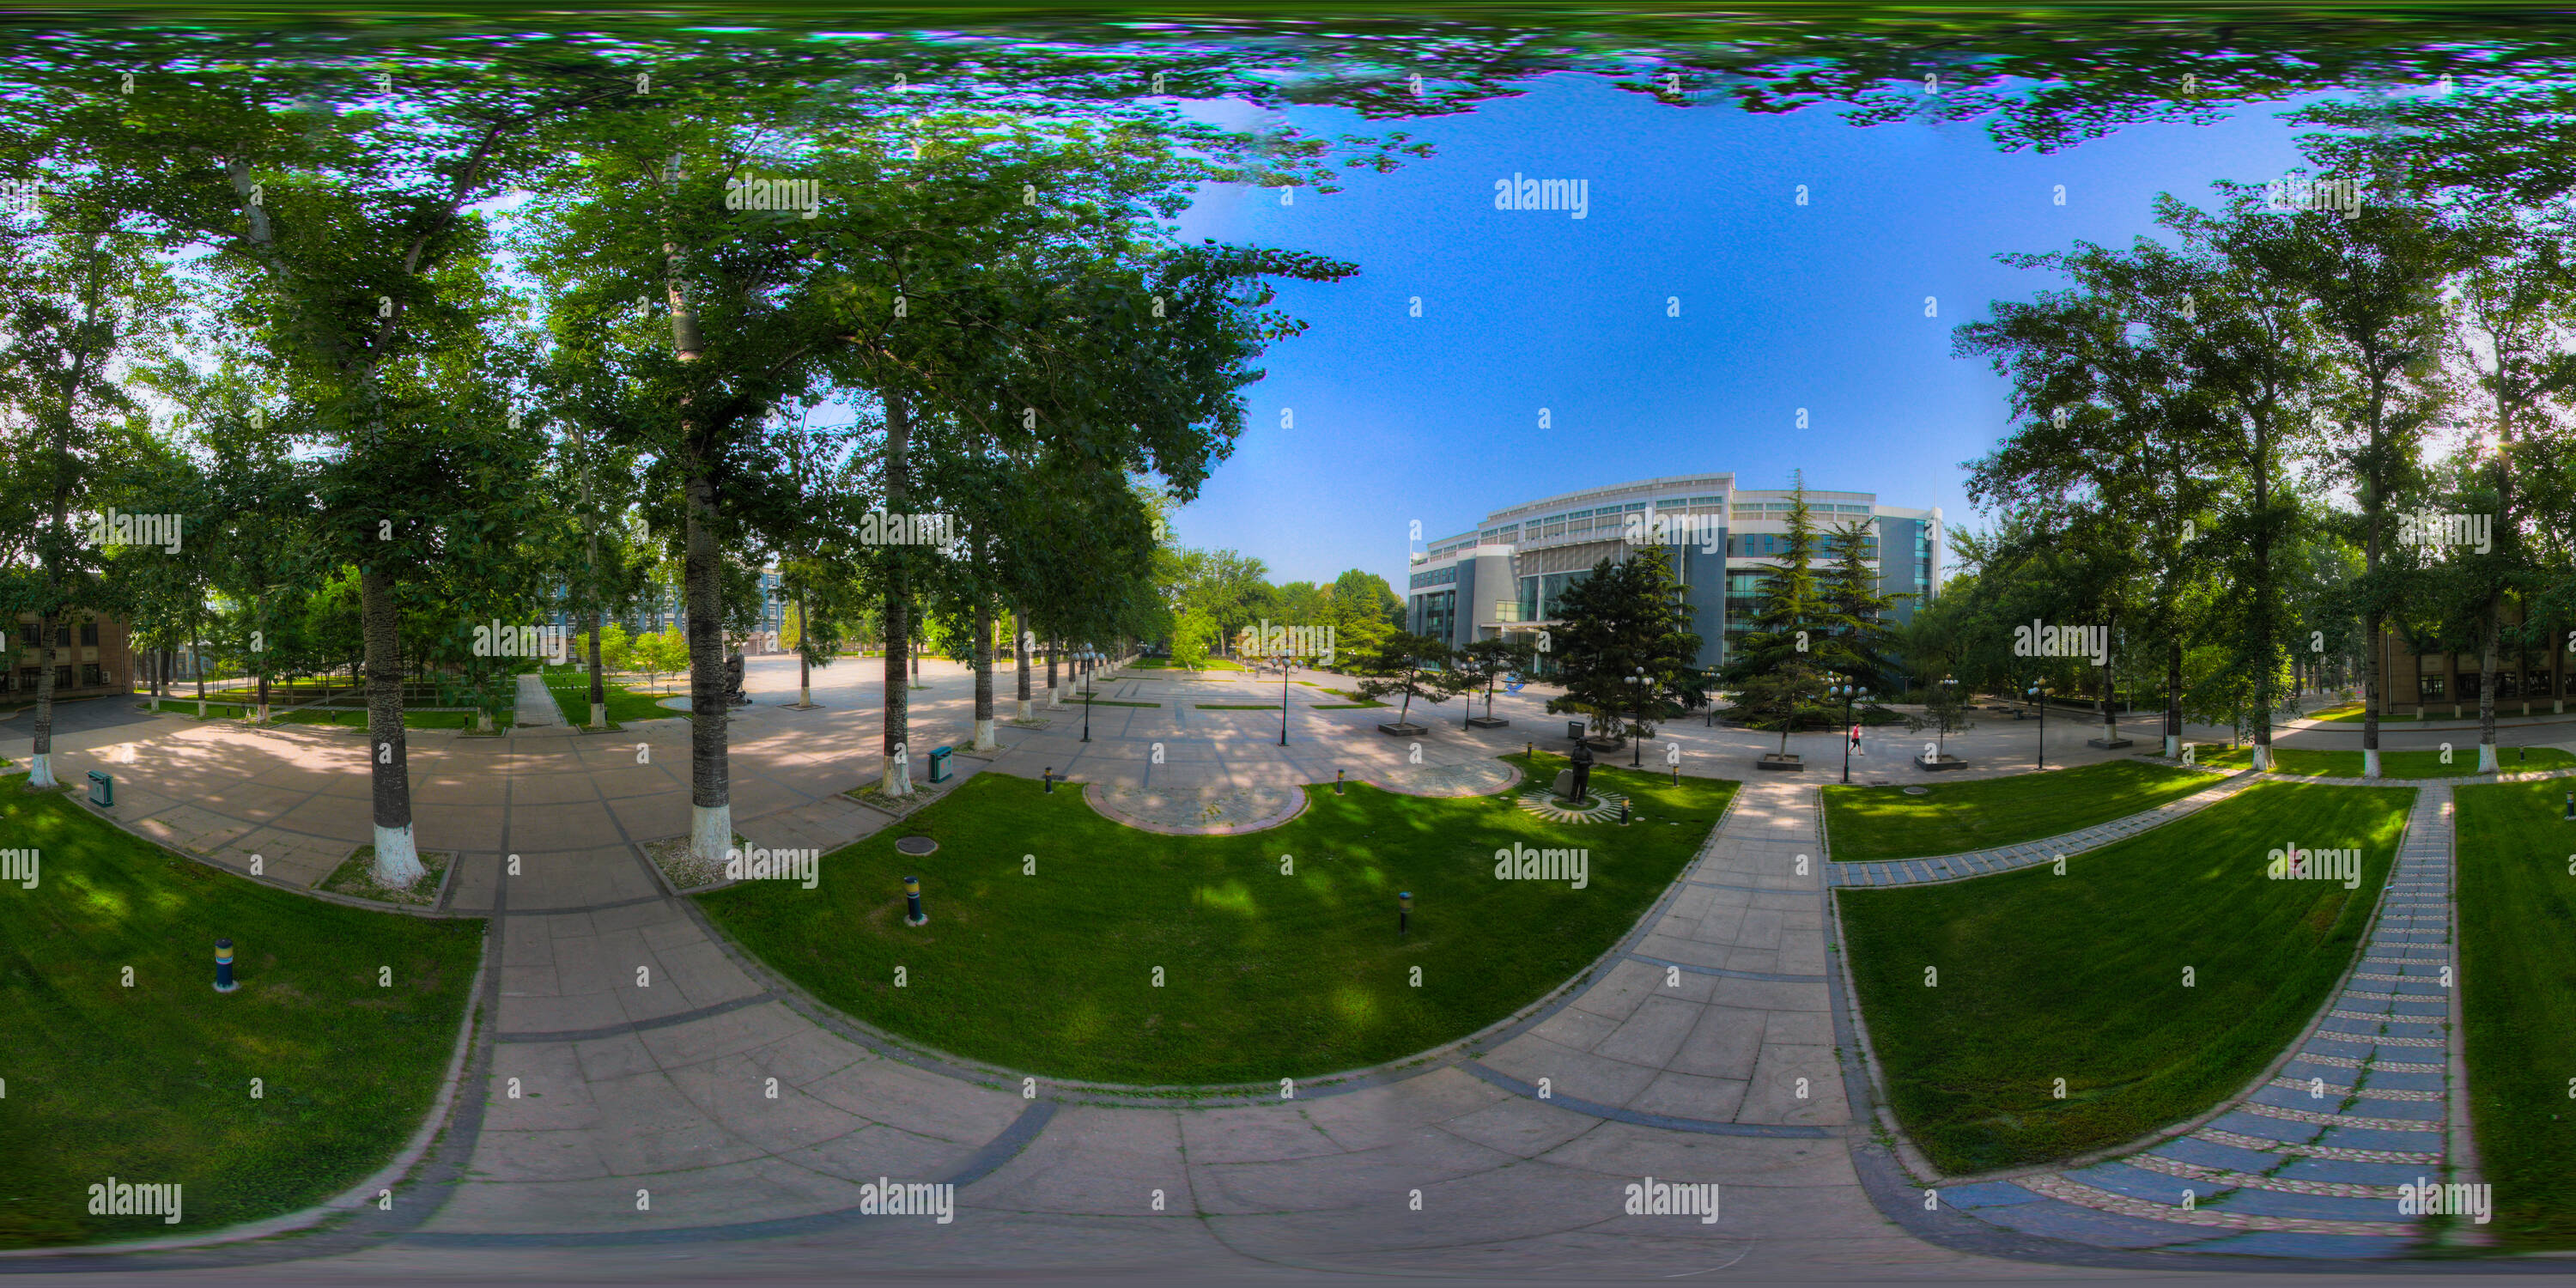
[6, 611, 135, 700]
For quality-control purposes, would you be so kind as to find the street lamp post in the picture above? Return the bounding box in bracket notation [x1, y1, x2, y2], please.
[1278, 645, 1292, 746]
[1079, 647, 1097, 743]
[1829, 682, 1871, 784]
[1622, 667, 1649, 766]
[2026, 682, 2051, 770]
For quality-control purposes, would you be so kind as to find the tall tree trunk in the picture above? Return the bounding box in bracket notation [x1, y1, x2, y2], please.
[972, 598, 997, 750]
[2251, 436, 2275, 772]
[797, 600, 812, 707]
[2478, 597, 2500, 774]
[2099, 611, 2119, 746]
[879, 392, 914, 797]
[1047, 639, 1062, 708]
[361, 565, 425, 885]
[27, 613, 58, 788]
[1014, 608, 1033, 720]
[2162, 640, 2183, 759]
[683, 469, 732, 861]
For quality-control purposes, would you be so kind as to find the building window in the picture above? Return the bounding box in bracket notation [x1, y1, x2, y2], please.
[79, 621, 99, 646]
[82, 663, 103, 687]
[2419, 673, 2447, 700]
[1422, 591, 1456, 641]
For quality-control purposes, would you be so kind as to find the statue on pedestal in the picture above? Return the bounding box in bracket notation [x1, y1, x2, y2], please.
[724, 651, 751, 707]
[1568, 738, 1595, 805]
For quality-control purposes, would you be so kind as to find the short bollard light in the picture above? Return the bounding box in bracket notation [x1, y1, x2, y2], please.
[2565, 792, 2573, 822]
[1619, 799, 1631, 826]
[903, 876, 928, 927]
[1399, 890, 1411, 936]
[1042, 767, 1054, 794]
[1334, 769, 1345, 796]
[214, 939, 238, 993]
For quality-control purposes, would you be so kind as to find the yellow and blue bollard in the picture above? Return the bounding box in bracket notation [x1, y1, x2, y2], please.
[215, 939, 238, 993]
[1334, 769, 1345, 796]
[1399, 890, 1411, 936]
[1042, 767, 1054, 794]
[903, 875, 928, 927]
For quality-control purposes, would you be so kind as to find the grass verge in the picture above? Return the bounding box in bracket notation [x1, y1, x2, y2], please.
[0, 787, 481, 1247]
[1822, 761, 2219, 863]
[700, 755, 1736, 1084]
[1839, 780, 2412, 1174]
[2200, 745, 2576, 778]
[545, 680, 671, 726]
[2452, 780, 2576, 1249]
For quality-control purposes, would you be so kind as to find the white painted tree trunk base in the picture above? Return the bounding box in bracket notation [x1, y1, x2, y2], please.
[26, 752, 56, 789]
[881, 753, 914, 796]
[590, 702, 607, 729]
[2479, 744, 2499, 774]
[2362, 749, 2382, 779]
[690, 805, 732, 867]
[1048, 683, 1065, 709]
[373, 823, 427, 888]
[477, 710, 493, 733]
[1016, 699, 1031, 720]
[972, 718, 997, 751]
[2251, 744, 2274, 771]
[2163, 734, 2179, 759]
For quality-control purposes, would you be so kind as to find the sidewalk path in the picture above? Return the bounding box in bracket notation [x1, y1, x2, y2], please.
[1908, 787, 2462, 1257]
[1827, 768, 2252, 889]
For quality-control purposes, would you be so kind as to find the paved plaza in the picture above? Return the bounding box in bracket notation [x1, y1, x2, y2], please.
[0, 659, 2545, 1276]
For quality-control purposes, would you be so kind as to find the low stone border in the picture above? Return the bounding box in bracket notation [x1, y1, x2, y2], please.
[1081, 781, 1307, 835]
[641, 833, 742, 894]
[319, 846, 459, 908]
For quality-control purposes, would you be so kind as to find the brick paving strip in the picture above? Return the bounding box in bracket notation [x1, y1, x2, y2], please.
[1910, 785, 2461, 1258]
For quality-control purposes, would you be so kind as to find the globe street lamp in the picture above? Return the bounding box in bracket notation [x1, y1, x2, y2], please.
[1622, 667, 1649, 766]
[1828, 681, 1871, 784]
[2026, 682, 2052, 770]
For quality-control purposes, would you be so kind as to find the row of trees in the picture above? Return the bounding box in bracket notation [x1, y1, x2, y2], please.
[1921, 104, 2576, 775]
[0, 40, 1405, 886]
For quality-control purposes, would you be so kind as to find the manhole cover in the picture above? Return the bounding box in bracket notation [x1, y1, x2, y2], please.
[1904, 787, 1930, 796]
[895, 835, 939, 856]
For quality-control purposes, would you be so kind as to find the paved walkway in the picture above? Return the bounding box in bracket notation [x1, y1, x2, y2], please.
[513, 674, 564, 728]
[8, 663, 2532, 1277]
[1826, 768, 2253, 888]
[1930, 787, 2460, 1256]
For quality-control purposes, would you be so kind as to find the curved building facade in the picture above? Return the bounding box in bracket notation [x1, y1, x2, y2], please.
[1403, 472, 1941, 671]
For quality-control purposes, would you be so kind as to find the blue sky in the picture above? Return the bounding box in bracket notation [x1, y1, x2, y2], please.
[1168, 73, 2350, 592]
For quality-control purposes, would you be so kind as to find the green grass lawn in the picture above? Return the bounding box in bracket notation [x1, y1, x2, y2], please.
[1839, 781, 2412, 1174]
[151, 700, 510, 730]
[2452, 780, 2576, 1250]
[1133, 657, 1247, 671]
[2312, 704, 2431, 724]
[0, 787, 482, 1248]
[1822, 761, 2221, 863]
[699, 754, 1737, 1085]
[2201, 745, 2576, 778]
[545, 680, 672, 726]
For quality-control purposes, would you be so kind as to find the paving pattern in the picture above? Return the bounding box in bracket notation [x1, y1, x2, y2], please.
[1826, 767, 2253, 888]
[1926, 785, 2460, 1258]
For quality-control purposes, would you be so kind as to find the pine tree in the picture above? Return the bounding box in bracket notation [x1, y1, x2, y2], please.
[1718, 478, 1834, 756]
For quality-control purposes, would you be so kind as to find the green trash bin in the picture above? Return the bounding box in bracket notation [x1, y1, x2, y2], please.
[928, 745, 954, 784]
[87, 770, 112, 807]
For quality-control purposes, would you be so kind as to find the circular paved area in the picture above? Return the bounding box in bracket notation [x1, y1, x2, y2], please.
[0, 662, 2560, 1279]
